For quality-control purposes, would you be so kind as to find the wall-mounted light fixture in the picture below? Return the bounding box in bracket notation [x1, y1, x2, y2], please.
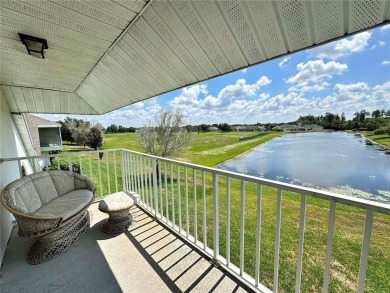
[18, 33, 48, 59]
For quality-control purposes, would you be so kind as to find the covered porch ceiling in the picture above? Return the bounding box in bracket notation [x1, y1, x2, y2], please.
[1, 0, 389, 115]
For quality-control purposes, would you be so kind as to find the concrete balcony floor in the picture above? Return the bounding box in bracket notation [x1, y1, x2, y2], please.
[1, 203, 253, 293]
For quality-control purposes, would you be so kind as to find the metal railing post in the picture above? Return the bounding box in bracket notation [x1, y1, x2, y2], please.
[152, 158, 158, 218]
[212, 173, 219, 266]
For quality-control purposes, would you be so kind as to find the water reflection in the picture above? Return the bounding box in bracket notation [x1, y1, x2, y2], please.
[219, 132, 390, 202]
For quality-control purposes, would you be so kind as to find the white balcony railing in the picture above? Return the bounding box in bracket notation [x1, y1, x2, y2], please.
[1, 149, 389, 293]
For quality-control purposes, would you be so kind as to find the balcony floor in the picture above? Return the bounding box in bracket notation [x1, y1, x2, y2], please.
[1, 203, 253, 293]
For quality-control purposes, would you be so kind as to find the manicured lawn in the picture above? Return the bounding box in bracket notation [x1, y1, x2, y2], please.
[364, 133, 390, 148]
[57, 131, 389, 292]
[100, 131, 284, 166]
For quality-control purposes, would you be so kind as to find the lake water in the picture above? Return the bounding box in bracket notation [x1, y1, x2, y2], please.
[219, 132, 390, 203]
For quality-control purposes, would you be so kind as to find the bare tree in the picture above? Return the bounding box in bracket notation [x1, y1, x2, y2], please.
[138, 110, 191, 158]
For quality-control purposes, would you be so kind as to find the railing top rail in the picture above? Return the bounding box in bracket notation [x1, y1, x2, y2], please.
[120, 149, 390, 215]
[0, 149, 122, 163]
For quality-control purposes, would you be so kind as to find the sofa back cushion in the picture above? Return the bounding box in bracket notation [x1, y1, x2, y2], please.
[29, 172, 59, 205]
[48, 171, 76, 196]
[5, 176, 43, 214]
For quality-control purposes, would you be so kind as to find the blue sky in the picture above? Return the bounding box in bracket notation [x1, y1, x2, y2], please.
[41, 25, 390, 127]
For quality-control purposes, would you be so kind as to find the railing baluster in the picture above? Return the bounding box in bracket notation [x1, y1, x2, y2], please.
[57, 156, 61, 170]
[212, 173, 219, 261]
[273, 189, 283, 293]
[120, 151, 125, 191]
[131, 154, 136, 194]
[295, 194, 307, 293]
[255, 184, 263, 286]
[149, 158, 153, 212]
[139, 157, 149, 208]
[88, 153, 92, 179]
[139, 155, 143, 194]
[240, 180, 245, 275]
[133, 154, 138, 194]
[357, 209, 374, 293]
[141, 157, 152, 206]
[159, 161, 163, 219]
[139, 155, 145, 206]
[114, 151, 118, 192]
[97, 152, 103, 197]
[152, 158, 158, 217]
[322, 200, 336, 293]
[106, 151, 110, 195]
[126, 154, 137, 192]
[78, 154, 83, 175]
[170, 163, 175, 228]
[177, 165, 182, 232]
[226, 177, 231, 266]
[193, 169, 197, 243]
[202, 171, 207, 250]
[125, 153, 129, 192]
[66, 155, 71, 172]
[185, 167, 189, 238]
[164, 162, 168, 223]
[17, 159, 23, 178]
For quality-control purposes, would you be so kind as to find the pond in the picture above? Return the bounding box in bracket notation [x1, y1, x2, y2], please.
[219, 132, 390, 203]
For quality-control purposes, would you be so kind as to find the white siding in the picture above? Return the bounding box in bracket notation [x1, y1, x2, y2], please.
[0, 87, 32, 266]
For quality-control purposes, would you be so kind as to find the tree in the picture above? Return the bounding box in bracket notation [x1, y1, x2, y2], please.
[58, 119, 74, 143]
[218, 123, 232, 132]
[106, 124, 118, 133]
[372, 109, 382, 118]
[138, 110, 191, 158]
[67, 119, 91, 148]
[87, 124, 104, 150]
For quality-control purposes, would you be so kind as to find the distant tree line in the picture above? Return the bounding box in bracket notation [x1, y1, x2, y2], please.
[58, 117, 103, 150]
[105, 124, 136, 133]
[296, 109, 390, 133]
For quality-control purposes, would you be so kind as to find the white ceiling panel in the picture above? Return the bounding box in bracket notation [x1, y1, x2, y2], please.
[1, 0, 389, 115]
[2, 85, 98, 114]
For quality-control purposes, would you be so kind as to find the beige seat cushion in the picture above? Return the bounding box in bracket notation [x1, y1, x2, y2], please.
[33, 189, 93, 221]
[99, 192, 134, 212]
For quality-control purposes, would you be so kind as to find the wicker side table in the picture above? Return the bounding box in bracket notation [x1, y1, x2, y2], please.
[98, 192, 134, 234]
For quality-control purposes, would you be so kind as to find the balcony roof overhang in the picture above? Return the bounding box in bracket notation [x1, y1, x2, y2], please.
[1, 0, 389, 115]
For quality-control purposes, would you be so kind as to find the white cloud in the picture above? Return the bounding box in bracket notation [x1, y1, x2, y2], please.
[201, 76, 271, 108]
[169, 84, 207, 107]
[380, 25, 390, 32]
[379, 41, 386, 46]
[372, 81, 390, 102]
[288, 82, 330, 93]
[279, 57, 290, 68]
[333, 82, 369, 94]
[287, 60, 348, 84]
[310, 32, 371, 59]
[241, 68, 248, 73]
[381, 61, 390, 65]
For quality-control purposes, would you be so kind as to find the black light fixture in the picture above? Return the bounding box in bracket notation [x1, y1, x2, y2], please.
[18, 33, 48, 59]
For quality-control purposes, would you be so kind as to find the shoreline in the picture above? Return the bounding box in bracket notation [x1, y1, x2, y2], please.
[357, 132, 390, 151]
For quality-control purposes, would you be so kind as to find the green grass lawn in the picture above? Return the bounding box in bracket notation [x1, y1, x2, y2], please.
[364, 133, 390, 148]
[101, 131, 284, 166]
[57, 131, 389, 292]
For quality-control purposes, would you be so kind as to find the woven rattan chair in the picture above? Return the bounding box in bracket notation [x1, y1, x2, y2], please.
[1, 170, 95, 264]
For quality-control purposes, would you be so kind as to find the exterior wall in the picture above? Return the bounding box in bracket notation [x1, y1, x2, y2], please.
[0, 88, 31, 266]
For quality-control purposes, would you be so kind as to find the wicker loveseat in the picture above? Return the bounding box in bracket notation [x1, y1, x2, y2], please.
[1, 170, 95, 264]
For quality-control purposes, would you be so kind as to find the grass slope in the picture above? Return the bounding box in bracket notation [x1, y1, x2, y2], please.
[364, 133, 390, 148]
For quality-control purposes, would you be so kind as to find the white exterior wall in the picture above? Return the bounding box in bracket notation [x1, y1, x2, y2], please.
[0, 88, 31, 266]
